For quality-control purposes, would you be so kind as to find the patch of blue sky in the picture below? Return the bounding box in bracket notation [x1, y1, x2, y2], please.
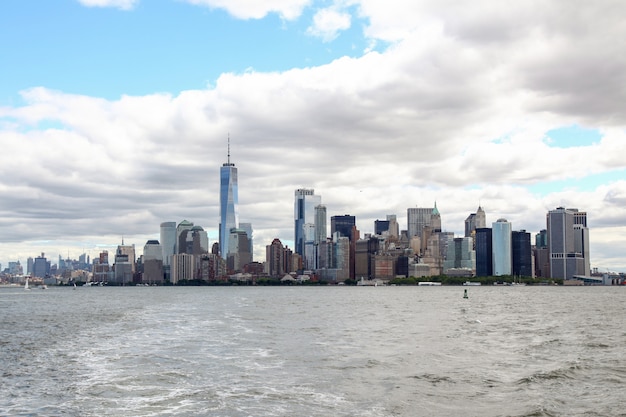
[545, 125, 602, 148]
[0, 0, 376, 104]
[0, 116, 67, 132]
[528, 169, 626, 196]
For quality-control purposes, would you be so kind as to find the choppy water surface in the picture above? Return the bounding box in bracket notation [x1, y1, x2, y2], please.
[1, 286, 624, 416]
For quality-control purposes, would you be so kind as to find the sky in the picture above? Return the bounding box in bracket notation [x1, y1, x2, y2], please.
[1, 0, 626, 272]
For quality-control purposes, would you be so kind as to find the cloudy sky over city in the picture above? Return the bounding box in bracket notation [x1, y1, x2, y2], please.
[1, 0, 625, 271]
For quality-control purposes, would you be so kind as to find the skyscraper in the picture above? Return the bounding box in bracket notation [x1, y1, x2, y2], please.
[475, 228, 492, 277]
[387, 214, 399, 239]
[239, 222, 253, 259]
[143, 240, 164, 284]
[512, 230, 532, 277]
[266, 238, 285, 277]
[465, 205, 486, 237]
[547, 207, 589, 280]
[227, 228, 252, 272]
[443, 237, 476, 273]
[314, 205, 327, 244]
[407, 207, 434, 238]
[331, 215, 356, 240]
[176, 220, 194, 254]
[492, 219, 512, 276]
[160, 222, 176, 267]
[374, 219, 390, 235]
[294, 189, 321, 256]
[220, 140, 239, 258]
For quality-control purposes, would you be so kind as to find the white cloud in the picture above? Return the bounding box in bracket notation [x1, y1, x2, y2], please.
[182, 0, 311, 20]
[76, 0, 138, 10]
[3, 0, 626, 271]
[307, 7, 352, 42]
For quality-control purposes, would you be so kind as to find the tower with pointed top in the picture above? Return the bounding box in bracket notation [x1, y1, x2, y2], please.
[219, 137, 239, 258]
[475, 205, 486, 229]
[430, 202, 441, 232]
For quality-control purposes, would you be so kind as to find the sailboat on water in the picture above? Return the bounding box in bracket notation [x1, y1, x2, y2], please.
[24, 278, 31, 291]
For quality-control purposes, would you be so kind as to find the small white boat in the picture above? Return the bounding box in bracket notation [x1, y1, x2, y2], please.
[463, 281, 481, 286]
[24, 278, 31, 291]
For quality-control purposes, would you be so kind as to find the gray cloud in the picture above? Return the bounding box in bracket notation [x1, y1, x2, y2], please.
[2, 1, 626, 270]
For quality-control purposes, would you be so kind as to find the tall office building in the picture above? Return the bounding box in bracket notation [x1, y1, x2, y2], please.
[220, 141, 239, 258]
[407, 207, 434, 238]
[33, 253, 49, 278]
[387, 214, 399, 239]
[114, 242, 135, 284]
[547, 207, 589, 280]
[465, 205, 486, 237]
[573, 211, 590, 276]
[239, 222, 253, 259]
[475, 228, 492, 277]
[117, 240, 136, 273]
[374, 219, 390, 236]
[143, 240, 164, 284]
[227, 228, 252, 272]
[160, 222, 176, 267]
[190, 226, 209, 255]
[314, 205, 327, 244]
[26, 257, 34, 275]
[266, 238, 285, 277]
[512, 230, 532, 277]
[443, 237, 476, 272]
[294, 189, 321, 256]
[176, 220, 194, 254]
[492, 219, 512, 276]
[171, 253, 195, 284]
[331, 215, 356, 240]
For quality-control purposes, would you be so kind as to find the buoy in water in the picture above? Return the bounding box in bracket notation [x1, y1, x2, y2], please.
[463, 289, 468, 299]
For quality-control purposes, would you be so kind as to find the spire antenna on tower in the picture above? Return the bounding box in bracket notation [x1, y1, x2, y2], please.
[228, 133, 231, 165]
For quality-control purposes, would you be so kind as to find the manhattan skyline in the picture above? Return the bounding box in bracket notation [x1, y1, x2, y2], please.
[1, 1, 625, 271]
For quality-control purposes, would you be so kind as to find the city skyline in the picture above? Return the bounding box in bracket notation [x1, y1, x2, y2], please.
[1, 1, 626, 271]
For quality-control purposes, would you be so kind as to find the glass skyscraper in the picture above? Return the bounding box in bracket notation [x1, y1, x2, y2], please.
[294, 189, 321, 256]
[492, 218, 512, 276]
[220, 147, 239, 259]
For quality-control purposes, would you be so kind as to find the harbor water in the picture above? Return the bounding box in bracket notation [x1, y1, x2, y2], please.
[1, 285, 624, 416]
